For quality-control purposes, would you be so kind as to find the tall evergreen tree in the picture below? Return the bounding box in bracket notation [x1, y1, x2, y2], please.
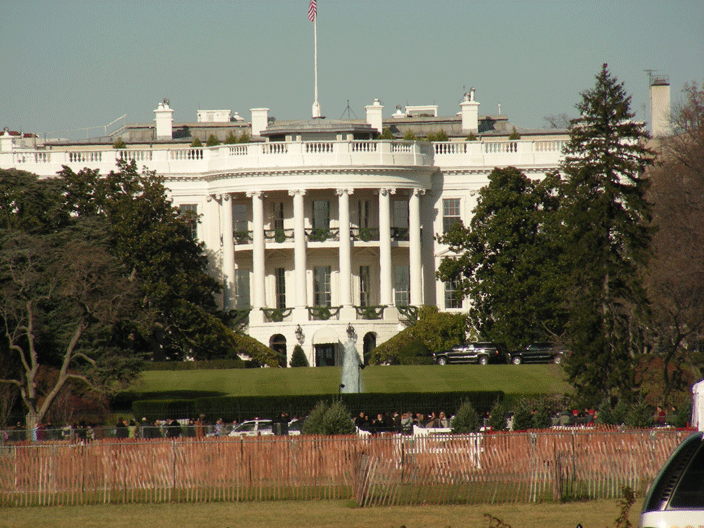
[559, 65, 655, 405]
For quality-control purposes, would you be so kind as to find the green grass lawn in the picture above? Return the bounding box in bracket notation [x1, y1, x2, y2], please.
[0, 498, 641, 528]
[124, 364, 571, 401]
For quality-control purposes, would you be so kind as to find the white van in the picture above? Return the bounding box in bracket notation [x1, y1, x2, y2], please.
[640, 431, 704, 527]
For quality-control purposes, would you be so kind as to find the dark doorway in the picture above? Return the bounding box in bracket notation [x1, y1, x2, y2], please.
[363, 333, 376, 366]
[315, 344, 337, 367]
[270, 334, 287, 367]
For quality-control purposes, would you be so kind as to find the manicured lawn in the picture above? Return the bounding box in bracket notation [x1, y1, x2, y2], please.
[124, 364, 570, 401]
[0, 498, 641, 528]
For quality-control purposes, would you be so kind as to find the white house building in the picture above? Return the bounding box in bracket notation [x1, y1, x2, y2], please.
[1, 91, 570, 367]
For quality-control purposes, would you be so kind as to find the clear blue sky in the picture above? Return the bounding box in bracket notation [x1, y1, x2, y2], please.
[1, 0, 702, 136]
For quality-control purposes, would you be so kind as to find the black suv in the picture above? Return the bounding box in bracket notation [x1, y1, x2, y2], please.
[433, 342, 507, 365]
[507, 343, 567, 365]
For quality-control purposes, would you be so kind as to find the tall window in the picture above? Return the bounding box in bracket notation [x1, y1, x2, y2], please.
[179, 204, 198, 240]
[359, 265, 370, 307]
[272, 202, 284, 230]
[394, 265, 409, 306]
[393, 200, 409, 240]
[442, 198, 461, 233]
[275, 267, 286, 310]
[233, 203, 248, 232]
[312, 200, 330, 230]
[445, 279, 462, 309]
[313, 266, 332, 307]
[235, 269, 250, 309]
[357, 200, 370, 228]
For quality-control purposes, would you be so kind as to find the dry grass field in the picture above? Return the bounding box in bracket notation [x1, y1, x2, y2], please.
[0, 498, 641, 528]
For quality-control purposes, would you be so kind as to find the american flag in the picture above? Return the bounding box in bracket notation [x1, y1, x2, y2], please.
[308, 0, 316, 22]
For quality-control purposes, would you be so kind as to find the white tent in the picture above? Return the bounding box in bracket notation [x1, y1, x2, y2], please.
[692, 379, 704, 431]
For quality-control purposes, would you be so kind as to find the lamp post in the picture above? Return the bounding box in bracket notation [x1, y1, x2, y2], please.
[295, 325, 304, 345]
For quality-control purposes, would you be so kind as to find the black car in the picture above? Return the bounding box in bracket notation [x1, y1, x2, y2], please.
[507, 343, 567, 365]
[433, 342, 507, 365]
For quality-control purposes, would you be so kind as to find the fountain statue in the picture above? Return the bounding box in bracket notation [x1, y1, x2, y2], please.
[340, 339, 364, 393]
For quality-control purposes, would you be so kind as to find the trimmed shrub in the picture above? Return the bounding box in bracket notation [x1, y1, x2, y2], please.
[403, 130, 417, 141]
[206, 134, 220, 147]
[511, 402, 533, 431]
[451, 400, 479, 433]
[223, 131, 238, 144]
[191, 137, 203, 147]
[113, 138, 126, 149]
[290, 345, 309, 367]
[397, 341, 433, 365]
[302, 401, 328, 434]
[488, 399, 508, 431]
[321, 400, 356, 435]
[378, 128, 394, 140]
[625, 401, 654, 428]
[611, 399, 629, 426]
[466, 132, 477, 141]
[508, 127, 521, 140]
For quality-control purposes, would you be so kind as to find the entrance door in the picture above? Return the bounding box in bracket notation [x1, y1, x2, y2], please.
[315, 344, 337, 367]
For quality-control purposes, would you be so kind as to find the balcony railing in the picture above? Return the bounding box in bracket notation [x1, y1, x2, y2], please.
[1, 138, 564, 177]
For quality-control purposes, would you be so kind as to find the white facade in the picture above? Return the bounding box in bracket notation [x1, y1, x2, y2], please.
[0, 97, 568, 367]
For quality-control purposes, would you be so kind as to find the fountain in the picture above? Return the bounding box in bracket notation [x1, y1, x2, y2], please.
[340, 339, 364, 393]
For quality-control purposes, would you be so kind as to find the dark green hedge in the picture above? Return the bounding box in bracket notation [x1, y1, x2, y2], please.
[132, 391, 503, 423]
[132, 399, 195, 421]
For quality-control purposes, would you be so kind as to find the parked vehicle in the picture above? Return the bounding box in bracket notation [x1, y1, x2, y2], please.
[640, 431, 704, 527]
[228, 419, 274, 437]
[507, 343, 568, 365]
[433, 342, 507, 365]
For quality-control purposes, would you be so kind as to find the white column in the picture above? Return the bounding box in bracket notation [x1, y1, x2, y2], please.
[378, 188, 394, 306]
[290, 189, 308, 318]
[337, 188, 354, 318]
[250, 191, 266, 320]
[409, 189, 424, 306]
[220, 194, 235, 310]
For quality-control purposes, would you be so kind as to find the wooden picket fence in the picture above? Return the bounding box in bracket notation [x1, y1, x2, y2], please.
[0, 428, 692, 507]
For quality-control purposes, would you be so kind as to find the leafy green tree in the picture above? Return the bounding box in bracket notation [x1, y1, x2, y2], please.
[559, 65, 656, 406]
[290, 345, 309, 367]
[0, 172, 144, 431]
[437, 167, 565, 349]
[59, 160, 276, 364]
[402, 130, 417, 141]
[451, 400, 479, 433]
[237, 132, 250, 144]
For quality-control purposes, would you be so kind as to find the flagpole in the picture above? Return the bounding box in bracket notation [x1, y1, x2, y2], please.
[311, 1, 321, 118]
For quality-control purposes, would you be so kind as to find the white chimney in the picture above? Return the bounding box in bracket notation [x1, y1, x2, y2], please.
[250, 108, 269, 137]
[460, 88, 480, 133]
[650, 76, 670, 138]
[0, 128, 14, 152]
[365, 99, 384, 133]
[154, 99, 174, 140]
